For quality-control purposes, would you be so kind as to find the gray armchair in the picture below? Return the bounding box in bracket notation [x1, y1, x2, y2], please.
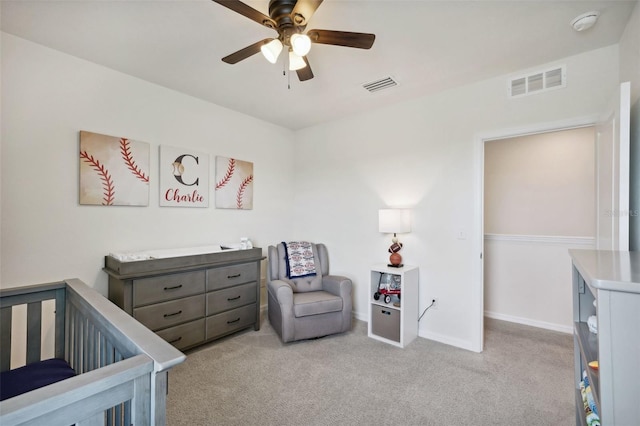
[267, 242, 352, 343]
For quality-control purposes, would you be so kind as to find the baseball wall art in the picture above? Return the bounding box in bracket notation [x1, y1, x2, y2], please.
[215, 156, 254, 210]
[79, 131, 150, 206]
[159, 145, 209, 207]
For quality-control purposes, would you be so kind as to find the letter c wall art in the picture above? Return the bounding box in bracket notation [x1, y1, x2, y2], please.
[159, 145, 209, 207]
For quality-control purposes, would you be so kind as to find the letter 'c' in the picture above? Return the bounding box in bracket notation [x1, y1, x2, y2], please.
[172, 154, 199, 186]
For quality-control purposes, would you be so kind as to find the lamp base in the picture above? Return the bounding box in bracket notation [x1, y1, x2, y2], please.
[389, 252, 402, 267]
[387, 263, 404, 268]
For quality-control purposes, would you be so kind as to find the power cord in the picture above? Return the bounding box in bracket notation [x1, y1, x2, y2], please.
[418, 299, 436, 321]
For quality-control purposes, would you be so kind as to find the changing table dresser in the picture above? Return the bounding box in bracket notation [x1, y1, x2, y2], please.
[104, 246, 264, 351]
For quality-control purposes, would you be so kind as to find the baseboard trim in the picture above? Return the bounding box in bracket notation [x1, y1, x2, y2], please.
[353, 311, 368, 322]
[484, 311, 572, 334]
[418, 330, 479, 352]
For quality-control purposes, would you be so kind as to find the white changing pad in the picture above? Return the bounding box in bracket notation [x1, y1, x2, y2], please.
[109, 244, 241, 262]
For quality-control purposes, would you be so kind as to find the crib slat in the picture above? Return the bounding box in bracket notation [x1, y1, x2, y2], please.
[1, 306, 12, 371]
[65, 299, 72, 365]
[125, 399, 132, 426]
[54, 288, 66, 359]
[83, 316, 90, 372]
[26, 302, 42, 364]
[74, 308, 81, 372]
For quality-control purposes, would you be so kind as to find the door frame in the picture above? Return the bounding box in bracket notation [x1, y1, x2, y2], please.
[473, 114, 598, 352]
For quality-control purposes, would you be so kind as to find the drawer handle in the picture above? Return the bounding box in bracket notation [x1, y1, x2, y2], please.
[227, 273, 241, 279]
[227, 295, 241, 301]
[164, 310, 183, 318]
[227, 317, 241, 324]
[168, 336, 182, 344]
[164, 284, 183, 291]
[381, 310, 391, 315]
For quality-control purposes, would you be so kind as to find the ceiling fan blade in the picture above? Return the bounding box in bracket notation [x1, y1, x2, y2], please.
[212, 0, 276, 29]
[222, 38, 272, 64]
[307, 29, 375, 49]
[296, 56, 314, 81]
[291, 0, 323, 28]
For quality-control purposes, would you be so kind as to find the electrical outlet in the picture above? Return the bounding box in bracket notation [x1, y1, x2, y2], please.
[431, 298, 438, 310]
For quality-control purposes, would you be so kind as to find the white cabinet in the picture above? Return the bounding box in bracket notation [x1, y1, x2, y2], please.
[368, 264, 419, 348]
[570, 249, 640, 425]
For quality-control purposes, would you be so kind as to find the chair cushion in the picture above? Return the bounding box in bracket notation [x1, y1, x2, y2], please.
[293, 291, 343, 318]
[0, 358, 76, 401]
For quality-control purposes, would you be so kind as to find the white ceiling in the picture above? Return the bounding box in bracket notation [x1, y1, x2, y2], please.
[1, 0, 636, 130]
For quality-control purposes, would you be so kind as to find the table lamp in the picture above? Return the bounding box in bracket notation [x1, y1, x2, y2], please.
[378, 209, 411, 267]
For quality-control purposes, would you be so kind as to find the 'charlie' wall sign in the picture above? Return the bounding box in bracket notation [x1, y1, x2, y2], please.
[159, 146, 209, 207]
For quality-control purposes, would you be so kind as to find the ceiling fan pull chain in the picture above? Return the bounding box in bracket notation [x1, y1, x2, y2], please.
[285, 52, 290, 90]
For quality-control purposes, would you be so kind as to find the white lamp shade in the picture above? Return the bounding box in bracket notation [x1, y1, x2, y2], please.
[288, 51, 307, 71]
[290, 33, 312, 56]
[261, 39, 283, 64]
[379, 209, 411, 234]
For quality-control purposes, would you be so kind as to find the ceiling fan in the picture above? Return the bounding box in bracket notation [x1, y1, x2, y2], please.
[212, 0, 376, 82]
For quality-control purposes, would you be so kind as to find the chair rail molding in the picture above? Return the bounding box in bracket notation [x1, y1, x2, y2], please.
[484, 233, 595, 246]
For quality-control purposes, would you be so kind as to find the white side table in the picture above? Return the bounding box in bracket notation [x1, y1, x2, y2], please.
[368, 264, 419, 348]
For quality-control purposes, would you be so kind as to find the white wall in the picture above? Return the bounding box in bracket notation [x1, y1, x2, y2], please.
[293, 45, 619, 351]
[620, 0, 640, 104]
[621, 1, 640, 250]
[1, 33, 296, 294]
[484, 128, 595, 236]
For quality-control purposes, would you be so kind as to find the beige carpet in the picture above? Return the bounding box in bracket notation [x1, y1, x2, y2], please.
[166, 315, 575, 425]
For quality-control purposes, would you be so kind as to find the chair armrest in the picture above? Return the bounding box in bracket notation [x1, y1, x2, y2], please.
[267, 280, 294, 305]
[322, 275, 352, 298]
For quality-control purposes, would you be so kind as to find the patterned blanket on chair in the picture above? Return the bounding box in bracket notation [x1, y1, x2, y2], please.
[283, 241, 317, 278]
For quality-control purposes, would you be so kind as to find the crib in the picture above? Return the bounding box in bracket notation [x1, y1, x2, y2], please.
[0, 278, 186, 425]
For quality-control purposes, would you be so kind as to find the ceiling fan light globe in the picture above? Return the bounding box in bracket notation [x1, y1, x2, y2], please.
[288, 51, 307, 71]
[261, 39, 283, 64]
[290, 33, 311, 56]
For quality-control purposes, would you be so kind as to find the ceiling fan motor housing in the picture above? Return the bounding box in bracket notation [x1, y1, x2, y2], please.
[268, 0, 307, 42]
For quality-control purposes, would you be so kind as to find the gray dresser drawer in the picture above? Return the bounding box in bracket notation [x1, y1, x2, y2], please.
[133, 270, 205, 307]
[207, 282, 257, 315]
[134, 294, 205, 331]
[207, 263, 257, 291]
[206, 303, 256, 340]
[156, 318, 205, 350]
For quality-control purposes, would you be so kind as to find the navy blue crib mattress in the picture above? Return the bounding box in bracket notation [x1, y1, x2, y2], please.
[0, 358, 76, 401]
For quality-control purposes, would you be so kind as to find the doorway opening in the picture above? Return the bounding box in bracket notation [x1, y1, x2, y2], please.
[473, 116, 598, 352]
[483, 126, 595, 334]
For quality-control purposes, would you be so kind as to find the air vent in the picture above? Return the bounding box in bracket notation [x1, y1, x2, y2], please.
[363, 76, 398, 93]
[508, 65, 566, 98]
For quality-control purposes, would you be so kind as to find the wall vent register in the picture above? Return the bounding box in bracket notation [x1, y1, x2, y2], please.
[508, 65, 566, 98]
[363, 76, 399, 93]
